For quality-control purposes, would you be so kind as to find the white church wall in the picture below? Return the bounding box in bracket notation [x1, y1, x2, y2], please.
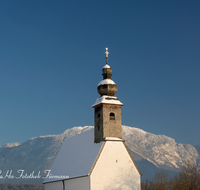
[91, 141, 141, 190]
[64, 176, 90, 190]
[45, 181, 63, 190]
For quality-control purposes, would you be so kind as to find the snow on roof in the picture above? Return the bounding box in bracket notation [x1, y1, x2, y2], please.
[92, 95, 123, 107]
[103, 64, 110, 68]
[98, 79, 115, 86]
[43, 129, 104, 183]
[104, 137, 124, 141]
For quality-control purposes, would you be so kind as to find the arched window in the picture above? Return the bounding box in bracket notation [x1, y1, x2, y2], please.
[110, 112, 115, 120]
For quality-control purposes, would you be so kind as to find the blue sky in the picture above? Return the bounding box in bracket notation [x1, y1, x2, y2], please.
[0, 0, 200, 146]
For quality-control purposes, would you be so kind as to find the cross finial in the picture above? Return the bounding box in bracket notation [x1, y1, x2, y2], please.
[105, 48, 109, 58]
[105, 48, 109, 64]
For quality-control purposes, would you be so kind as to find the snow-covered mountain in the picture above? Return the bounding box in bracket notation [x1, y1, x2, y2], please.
[0, 125, 199, 183]
[122, 126, 200, 180]
[122, 126, 199, 170]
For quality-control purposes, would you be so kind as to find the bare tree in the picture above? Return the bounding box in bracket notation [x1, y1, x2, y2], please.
[175, 162, 200, 190]
[151, 171, 169, 190]
[141, 178, 151, 190]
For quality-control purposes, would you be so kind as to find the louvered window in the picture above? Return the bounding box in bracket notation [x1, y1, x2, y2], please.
[110, 112, 115, 120]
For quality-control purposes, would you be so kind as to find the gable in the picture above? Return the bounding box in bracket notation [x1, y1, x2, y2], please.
[90, 140, 141, 190]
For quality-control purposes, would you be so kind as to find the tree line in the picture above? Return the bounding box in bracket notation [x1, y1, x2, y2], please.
[141, 163, 200, 190]
[0, 183, 44, 190]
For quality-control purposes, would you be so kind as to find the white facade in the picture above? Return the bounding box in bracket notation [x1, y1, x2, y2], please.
[90, 140, 141, 190]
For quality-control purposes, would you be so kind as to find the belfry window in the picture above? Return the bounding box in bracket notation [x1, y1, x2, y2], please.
[110, 112, 115, 120]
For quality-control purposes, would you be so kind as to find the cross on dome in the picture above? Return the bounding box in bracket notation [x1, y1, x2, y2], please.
[105, 48, 109, 58]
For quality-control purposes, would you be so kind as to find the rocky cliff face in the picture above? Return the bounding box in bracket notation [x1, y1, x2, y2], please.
[122, 125, 199, 171]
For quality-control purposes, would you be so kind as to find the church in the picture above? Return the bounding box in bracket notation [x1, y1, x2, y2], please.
[43, 48, 141, 190]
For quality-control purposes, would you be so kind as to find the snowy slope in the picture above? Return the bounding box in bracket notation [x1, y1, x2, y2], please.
[0, 125, 199, 183]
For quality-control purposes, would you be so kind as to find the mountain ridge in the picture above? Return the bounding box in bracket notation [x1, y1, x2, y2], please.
[0, 125, 199, 183]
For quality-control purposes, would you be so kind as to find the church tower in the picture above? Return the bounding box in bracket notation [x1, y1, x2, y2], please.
[92, 48, 123, 143]
[44, 48, 141, 190]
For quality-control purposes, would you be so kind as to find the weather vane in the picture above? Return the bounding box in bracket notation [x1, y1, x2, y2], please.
[105, 47, 109, 64]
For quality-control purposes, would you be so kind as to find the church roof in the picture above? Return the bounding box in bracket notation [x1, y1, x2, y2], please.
[92, 95, 123, 107]
[43, 129, 104, 183]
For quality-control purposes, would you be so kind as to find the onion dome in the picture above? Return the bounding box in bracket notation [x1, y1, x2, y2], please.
[97, 48, 117, 96]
